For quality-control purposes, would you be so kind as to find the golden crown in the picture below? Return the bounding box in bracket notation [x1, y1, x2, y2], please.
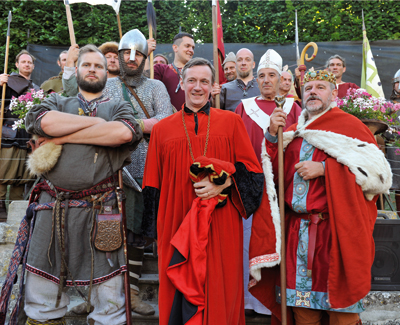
[304, 69, 336, 86]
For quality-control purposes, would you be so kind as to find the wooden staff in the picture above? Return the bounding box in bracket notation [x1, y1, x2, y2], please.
[298, 42, 318, 87]
[118, 170, 132, 325]
[64, 0, 76, 45]
[147, 0, 156, 79]
[0, 11, 12, 145]
[211, 0, 220, 108]
[274, 95, 287, 325]
[117, 13, 123, 39]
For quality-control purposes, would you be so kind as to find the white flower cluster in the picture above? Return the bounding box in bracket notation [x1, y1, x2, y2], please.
[9, 98, 18, 110]
[32, 89, 45, 100]
[12, 119, 24, 130]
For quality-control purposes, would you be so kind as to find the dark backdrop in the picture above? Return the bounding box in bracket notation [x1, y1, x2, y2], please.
[28, 39, 400, 98]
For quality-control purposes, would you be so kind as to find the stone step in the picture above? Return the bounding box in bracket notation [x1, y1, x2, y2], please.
[137, 273, 159, 304]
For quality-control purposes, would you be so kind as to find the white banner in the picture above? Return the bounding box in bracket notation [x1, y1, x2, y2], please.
[65, 0, 121, 15]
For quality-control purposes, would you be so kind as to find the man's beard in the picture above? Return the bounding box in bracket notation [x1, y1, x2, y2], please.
[118, 51, 146, 87]
[77, 71, 107, 93]
[226, 74, 236, 82]
[108, 65, 120, 76]
[238, 69, 250, 79]
[304, 94, 331, 114]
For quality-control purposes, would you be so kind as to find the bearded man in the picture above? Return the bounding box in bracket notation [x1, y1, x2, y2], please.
[219, 48, 260, 112]
[248, 70, 392, 324]
[8, 44, 142, 325]
[222, 52, 237, 83]
[102, 28, 174, 316]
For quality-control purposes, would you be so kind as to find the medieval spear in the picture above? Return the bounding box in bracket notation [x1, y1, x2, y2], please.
[147, 0, 157, 79]
[295, 10, 300, 66]
[0, 11, 12, 145]
[211, 0, 220, 108]
[64, 0, 76, 45]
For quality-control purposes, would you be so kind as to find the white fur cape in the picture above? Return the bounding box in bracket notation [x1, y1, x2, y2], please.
[249, 105, 392, 282]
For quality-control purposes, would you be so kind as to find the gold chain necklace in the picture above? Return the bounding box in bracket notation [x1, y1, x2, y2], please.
[181, 108, 211, 163]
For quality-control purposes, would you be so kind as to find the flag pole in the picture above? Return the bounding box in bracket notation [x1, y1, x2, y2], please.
[0, 11, 12, 145]
[147, 0, 156, 80]
[212, 0, 220, 108]
[295, 9, 300, 66]
[117, 13, 122, 39]
[65, 0, 76, 45]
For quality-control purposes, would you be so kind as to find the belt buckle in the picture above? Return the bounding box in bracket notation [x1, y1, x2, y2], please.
[318, 213, 325, 220]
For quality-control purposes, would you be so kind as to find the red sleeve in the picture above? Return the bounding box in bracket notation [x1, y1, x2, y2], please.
[153, 63, 165, 82]
[234, 102, 244, 116]
[230, 114, 263, 218]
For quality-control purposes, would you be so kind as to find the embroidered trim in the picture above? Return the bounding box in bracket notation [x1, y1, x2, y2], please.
[249, 253, 280, 268]
[25, 264, 127, 287]
[27, 317, 66, 325]
[121, 118, 136, 134]
[36, 110, 49, 121]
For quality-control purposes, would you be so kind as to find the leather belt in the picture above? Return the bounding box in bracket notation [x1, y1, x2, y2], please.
[299, 212, 328, 278]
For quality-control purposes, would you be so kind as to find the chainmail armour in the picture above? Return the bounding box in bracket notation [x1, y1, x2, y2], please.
[103, 76, 173, 178]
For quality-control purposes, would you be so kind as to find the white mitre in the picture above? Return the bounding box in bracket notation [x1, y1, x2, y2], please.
[257, 49, 282, 75]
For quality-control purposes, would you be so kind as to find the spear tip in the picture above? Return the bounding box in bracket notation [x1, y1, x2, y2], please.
[8, 11, 11, 22]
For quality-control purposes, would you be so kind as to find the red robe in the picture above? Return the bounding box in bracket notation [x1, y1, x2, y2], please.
[143, 107, 263, 324]
[337, 82, 359, 98]
[235, 98, 302, 164]
[249, 107, 380, 323]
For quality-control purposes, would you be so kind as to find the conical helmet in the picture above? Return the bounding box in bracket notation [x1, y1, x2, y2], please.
[118, 29, 148, 61]
[393, 69, 400, 84]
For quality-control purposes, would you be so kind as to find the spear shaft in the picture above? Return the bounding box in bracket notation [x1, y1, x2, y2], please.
[0, 11, 12, 145]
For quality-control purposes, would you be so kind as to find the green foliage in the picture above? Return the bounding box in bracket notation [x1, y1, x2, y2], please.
[0, 0, 398, 72]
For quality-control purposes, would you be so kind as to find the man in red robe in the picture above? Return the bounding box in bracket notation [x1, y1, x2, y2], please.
[143, 57, 264, 324]
[236, 49, 302, 164]
[235, 49, 302, 317]
[248, 70, 392, 324]
[326, 55, 359, 98]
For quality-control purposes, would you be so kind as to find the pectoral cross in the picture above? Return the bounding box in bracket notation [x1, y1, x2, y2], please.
[249, 108, 259, 118]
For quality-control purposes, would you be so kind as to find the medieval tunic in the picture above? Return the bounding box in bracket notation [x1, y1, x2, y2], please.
[103, 76, 173, 233]
[41, 71, 64, 94]
[248, 107, 391, 323]
[220, 78, 260, 112]
[235, 97, 301, 315]
[154, 63, 185, 111]
[142, 104, 264, 324]
[235, 98, 302, 164]
[24, 93, 141, 285]
[337, 82, 359, 98]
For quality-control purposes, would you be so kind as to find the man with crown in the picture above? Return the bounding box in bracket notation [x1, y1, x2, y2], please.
[247, 69, 392, 324]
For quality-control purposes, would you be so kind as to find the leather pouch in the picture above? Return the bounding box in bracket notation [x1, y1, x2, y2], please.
[93, 212, 122, 252]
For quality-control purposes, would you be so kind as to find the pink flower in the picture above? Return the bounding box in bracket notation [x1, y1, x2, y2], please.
[395, 149, 400, 156]
[373, 105, 379, 111]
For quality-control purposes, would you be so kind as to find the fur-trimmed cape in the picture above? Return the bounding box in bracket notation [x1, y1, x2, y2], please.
[248, 106, 392, 323]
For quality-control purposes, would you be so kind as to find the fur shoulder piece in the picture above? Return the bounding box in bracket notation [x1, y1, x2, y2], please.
[297, 129, 392, 200]
[27, 142, 62, 176]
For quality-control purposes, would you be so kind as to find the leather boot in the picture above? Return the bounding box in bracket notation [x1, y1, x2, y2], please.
[70, 302, 93, 315]
[130, 288, 155, 316]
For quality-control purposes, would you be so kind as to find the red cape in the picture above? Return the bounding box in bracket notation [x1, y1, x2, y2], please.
[249, 107, 378, 323]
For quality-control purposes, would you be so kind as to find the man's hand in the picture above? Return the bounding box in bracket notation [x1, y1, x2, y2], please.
[36, 136, 64, 147]
[269, 107, 287, 136]
[0, 74, 9, 86]
[147, 38, 156, 56]
[66, 44, 79, 67]
[210, 83, 221, 99]
[193, 176, 232, 200]
[294, 161, 325, 180]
